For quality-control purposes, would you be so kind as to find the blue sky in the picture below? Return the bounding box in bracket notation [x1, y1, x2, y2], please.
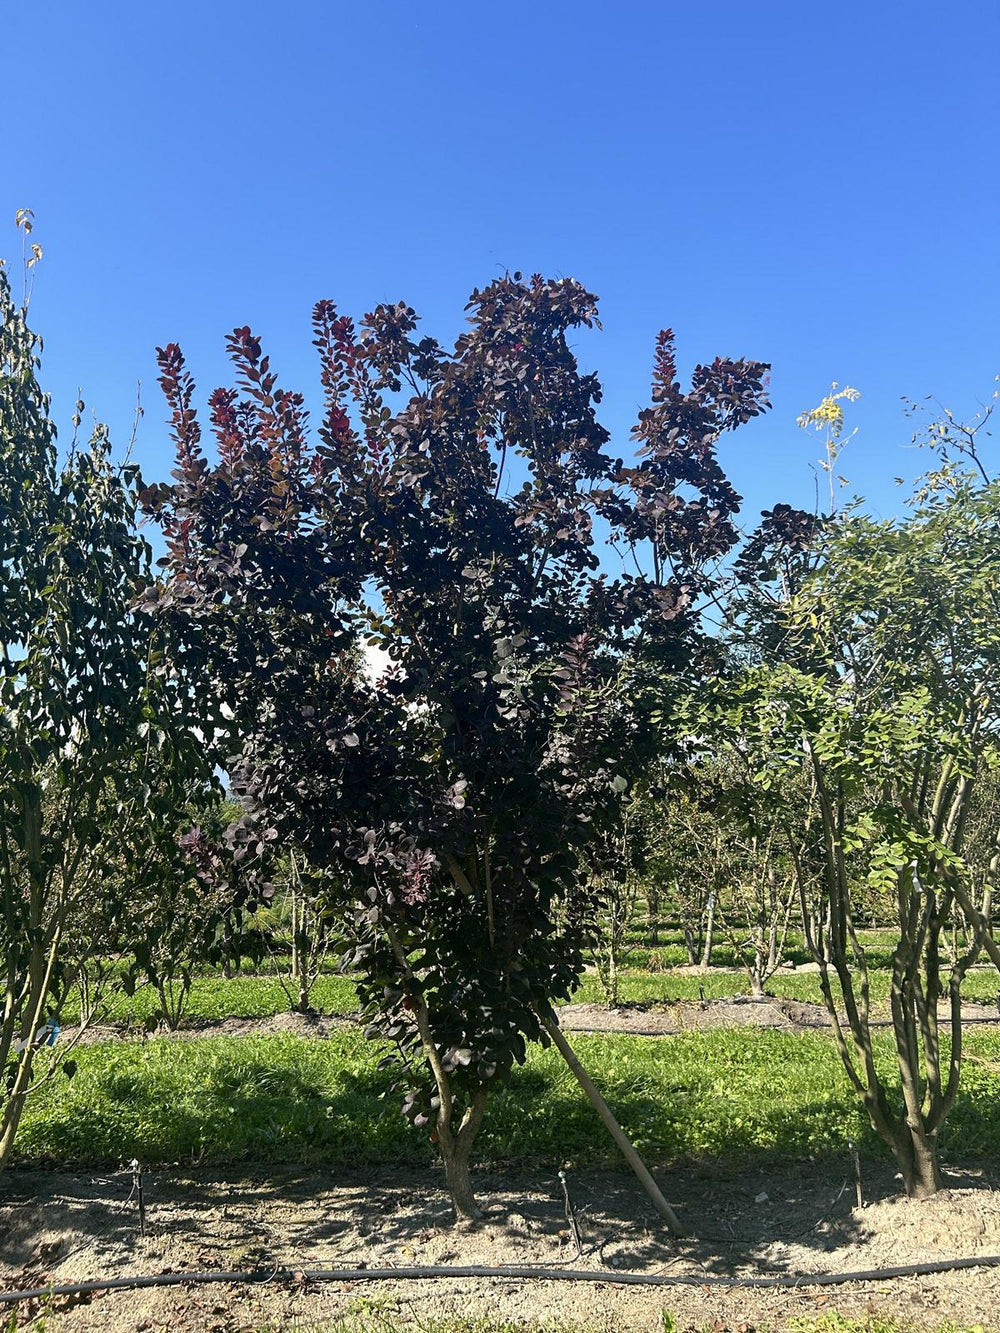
[5, 0, 998, 530]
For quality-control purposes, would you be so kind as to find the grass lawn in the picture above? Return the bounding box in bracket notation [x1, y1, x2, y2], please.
[60, 964, 1000, 1032]
[572, 966, 1000, 1012]
[62, 973, 362, 1028]
[16, 1024, 1000, 1173]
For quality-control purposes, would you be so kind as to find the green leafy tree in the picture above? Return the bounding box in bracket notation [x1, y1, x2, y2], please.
[145, 277, 769, 1218]
[635, 776, 723, 966]
[0, 265, 212, 1164]
[717, 451, 1000, 1196]
[260, 847, 337, 1014]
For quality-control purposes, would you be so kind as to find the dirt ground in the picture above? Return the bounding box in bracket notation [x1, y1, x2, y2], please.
[63, 990, 1000, 1047]
[8, 996, 1000, 1331]
[562, 995, 1000, 1036]
[5, 1161, 1000, 1332]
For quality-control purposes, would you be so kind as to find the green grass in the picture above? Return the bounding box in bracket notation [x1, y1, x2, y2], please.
[61, 973, 361, 1028]
[611, 924, 902, 973]
[788, 1318, 991, 1333]
[16, 1023, 1000, 1172]
[571, 971, 762, 1005]
[571, 968, 840, 1008]
[58, 955, 1000, 1032]
[572, 965, 1000, 1013]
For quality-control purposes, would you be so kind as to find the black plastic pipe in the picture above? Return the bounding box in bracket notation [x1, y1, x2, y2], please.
[3, 1254, 1000, 1306]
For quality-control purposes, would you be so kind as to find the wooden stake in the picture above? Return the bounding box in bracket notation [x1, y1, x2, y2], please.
[849, 1140, 863, 1209]
[541, 1016, 685, 1236]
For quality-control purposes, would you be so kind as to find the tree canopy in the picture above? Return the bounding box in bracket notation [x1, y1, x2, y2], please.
[0, 268, 216, 1165]
[144, 273, 770, 1215]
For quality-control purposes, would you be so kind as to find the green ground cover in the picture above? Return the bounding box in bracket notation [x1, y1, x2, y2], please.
[614, 926, 901, 974]
[62, 974, 361, 1028]
[16, 1025, 1000, 1172]
[571, 967, 1000, 1010]
[60, 964, 1000, 1030]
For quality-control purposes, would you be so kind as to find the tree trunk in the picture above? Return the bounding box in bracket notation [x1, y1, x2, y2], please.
[647, 885, 659, 946]
[0, 1047, 35, 1169]
[382, 923, 490, 1223]
[683, 925, 697, 967]
[1, 871, 60, 1170]
[894, 1125, 942, 1199]
[605, 936, 619, 1008]
[291, 889, 303, 1007]
[440, 1130, 481, 1221]
[438, 1085, 489, 1221]
[701, 890, 717, 968]
[79, 969, 95, 1026]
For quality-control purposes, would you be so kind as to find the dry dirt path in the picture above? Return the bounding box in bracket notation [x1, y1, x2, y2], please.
[4, 1163, 1000, 1332]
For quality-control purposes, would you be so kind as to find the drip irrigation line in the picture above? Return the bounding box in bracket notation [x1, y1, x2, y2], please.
[562, 1016, 1000, 1039]
[5, 1254, 1000, 1306]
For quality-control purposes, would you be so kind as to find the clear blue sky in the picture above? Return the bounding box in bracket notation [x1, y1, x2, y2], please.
[6, 0, 998, 527]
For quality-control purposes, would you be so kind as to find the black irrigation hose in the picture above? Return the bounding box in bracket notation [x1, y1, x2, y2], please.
[563, 1017, 1000, 1039]
[5, 1254, 1000, 1306]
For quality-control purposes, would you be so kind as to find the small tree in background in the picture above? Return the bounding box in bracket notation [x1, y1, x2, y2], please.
[591, 799, 648, 1008]
[692, 758, 801, 995]
[145, 275, 769, 1218]
[262, 848, 336, 1015]
[634, 777, 724, 967]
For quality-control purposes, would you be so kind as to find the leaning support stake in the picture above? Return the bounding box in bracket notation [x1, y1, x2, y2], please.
[541, 1015, 685, 1236]
[848, 1140, 863, 1210]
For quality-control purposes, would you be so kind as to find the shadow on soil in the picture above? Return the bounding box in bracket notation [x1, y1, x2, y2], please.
[4, 1156, 998, 1287]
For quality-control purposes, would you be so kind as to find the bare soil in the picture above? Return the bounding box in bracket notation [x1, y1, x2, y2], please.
[560, 996, 1000, 1036]
[65, 994, 1000, 1047]
[5, 1162, 1000, 1332]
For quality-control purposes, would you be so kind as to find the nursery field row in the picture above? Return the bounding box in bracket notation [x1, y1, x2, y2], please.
[61, 965, 1000, 1030]
[615, 925, 903, 973]
[65, 973, 362, 1029]
[16, 1025, 1000, 1171]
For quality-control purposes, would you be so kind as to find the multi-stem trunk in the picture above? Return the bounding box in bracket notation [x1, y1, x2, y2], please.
[413, 996, 489, 1220]
[383, 919, 490, 1220]
[798, 771, 979, 1202]
[0, 1046, 36, 1168]
[1, 791, 62, 1169]
[0, 927, 60, 1168]
[156, 974, 191, 1031]
[892, 1121, 943, 1199]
